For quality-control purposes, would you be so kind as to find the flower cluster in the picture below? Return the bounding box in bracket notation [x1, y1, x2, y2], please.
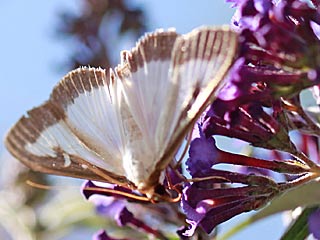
[83, 181, 184, 239]
[180, 0, 320, 238]
[82, 0, 320, 239]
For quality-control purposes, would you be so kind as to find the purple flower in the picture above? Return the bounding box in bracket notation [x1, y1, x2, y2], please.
[308, 209, 320, 239]
[180, 173, 278, 236]
[92, 195, 126, 219]
[182, 114, 313, 235]
[81, 181, 128, 219]
[204, 101, 295, 152]
[233, 0, 320, 67]
[82, 181, 169, 239]
[198, 57, 298, 152]
[181, 127, 284, 235]
[203, 0, 320, 151]
[228, 0, 320, 101]
[82, 180, 140, 201]
[116, 207, 133, 226]
[186, 129, 220, 177]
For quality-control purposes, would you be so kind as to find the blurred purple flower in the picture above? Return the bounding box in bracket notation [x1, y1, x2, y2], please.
[91, 194, 126, 219]
[308, 209, 320, 239]
[82, 181, 168, 239]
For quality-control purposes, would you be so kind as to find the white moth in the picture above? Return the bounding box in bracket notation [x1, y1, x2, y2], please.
[5, 26, 238, 200]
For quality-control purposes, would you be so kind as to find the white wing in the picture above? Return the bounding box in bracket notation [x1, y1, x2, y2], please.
[165, 26, 238, 145]
[49, 68, 127, 173]
[116, 26, 238, 190]
[5, 68, 131, 186]
[5, 27, 238, 192]
[115, 30, 179, 186]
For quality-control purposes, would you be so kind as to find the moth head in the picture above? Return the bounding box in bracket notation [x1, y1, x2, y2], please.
[138, 182, 181, 203]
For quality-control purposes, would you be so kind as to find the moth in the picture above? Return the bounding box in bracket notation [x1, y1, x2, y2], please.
[5, 26, 238, 201]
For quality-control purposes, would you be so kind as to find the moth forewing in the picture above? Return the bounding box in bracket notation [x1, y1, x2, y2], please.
[5, 26, 238, 201]
[116, 30, 179, 151]
[115, 30, 181, 190]
[142, 27, 238, 192]
[186, 28, 238, 119]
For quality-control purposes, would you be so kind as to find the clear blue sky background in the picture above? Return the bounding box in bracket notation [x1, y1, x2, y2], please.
[0, 1, 284, 239]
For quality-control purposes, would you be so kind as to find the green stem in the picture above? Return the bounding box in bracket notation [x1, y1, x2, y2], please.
[281, 206, 319, 240]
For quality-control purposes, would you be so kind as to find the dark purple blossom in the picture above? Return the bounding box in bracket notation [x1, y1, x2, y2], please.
[183, 2, 320, 236]
[180, 173, 278, 236]
[186, 129, 219, 177]
[182, 126, 311, 235]
[233, 0, 320, 68]
[183, 139, 308, 235]
[308, 208, 320, 239]
[82, 180, 143, 202]
[202, 0, 320, 152]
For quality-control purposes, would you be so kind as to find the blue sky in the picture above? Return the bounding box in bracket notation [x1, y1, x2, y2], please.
[0, 1, 284, 239]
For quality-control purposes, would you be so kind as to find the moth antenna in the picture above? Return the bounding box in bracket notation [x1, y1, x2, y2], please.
[73, 156, 135, 189]
[26, 180, 53, 190]
[27, 180, 152, 203]
[26, 180, 84, 191]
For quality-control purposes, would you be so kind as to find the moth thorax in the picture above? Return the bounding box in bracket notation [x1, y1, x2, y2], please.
[138, 182, 168, 202]
[138, 171, 166, 201]
[137, 182, 154, 198]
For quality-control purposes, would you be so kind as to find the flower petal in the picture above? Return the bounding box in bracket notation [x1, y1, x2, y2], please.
[308, 209, 320, 239]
